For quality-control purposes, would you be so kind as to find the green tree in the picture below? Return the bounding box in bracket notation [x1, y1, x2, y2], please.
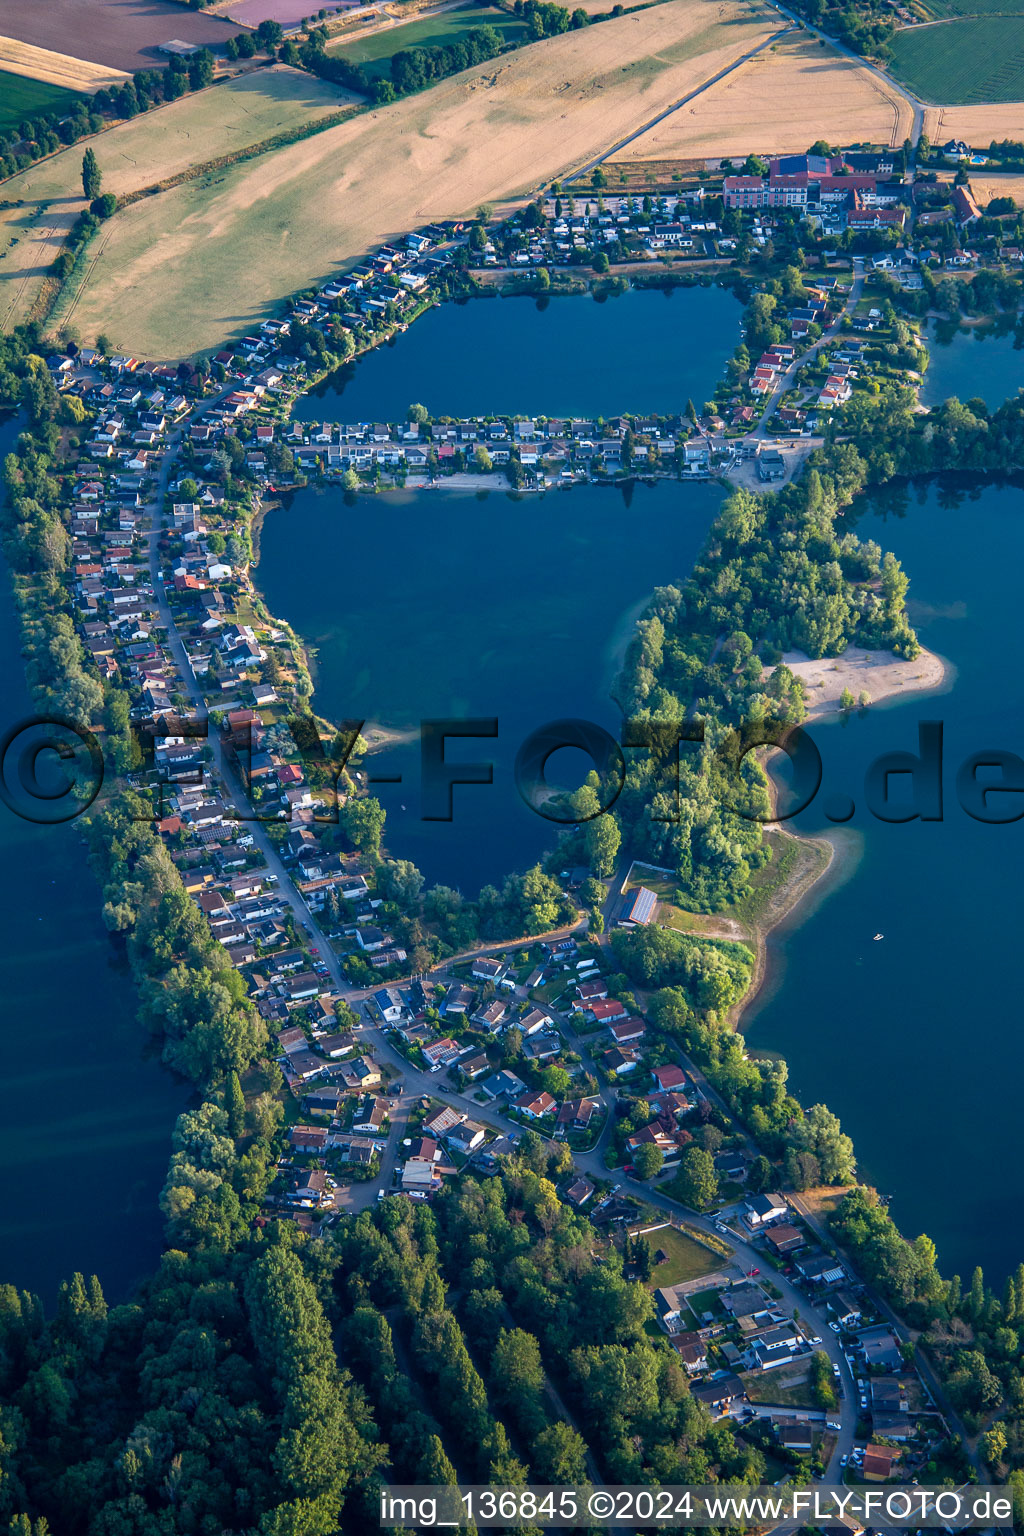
[81, 148, 101, 200]
[673, 1145, 718, 1209]
[633, 1142, 663, 1181]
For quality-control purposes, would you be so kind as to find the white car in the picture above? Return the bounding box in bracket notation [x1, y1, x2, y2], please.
[832, 1364, 841, 1377]
[829, 1321, 840, 1332]
[840, 1455, 848, 1467]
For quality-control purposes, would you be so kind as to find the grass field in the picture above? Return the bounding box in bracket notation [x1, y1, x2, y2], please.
[609, 32, 912, 162]
[637, 1224, 723, 1286]
[329, 5, 529, 76]
[0, 68, 83, 130]
[889, 17, 1024, 103]
[63, 0, 783, 355]
[0, 67, 356, 334]
[744, 1366, 817, 1407]
[920, 0, 1024, 16]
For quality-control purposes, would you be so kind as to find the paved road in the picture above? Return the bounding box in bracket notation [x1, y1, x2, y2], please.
[748, 255, 866, 443]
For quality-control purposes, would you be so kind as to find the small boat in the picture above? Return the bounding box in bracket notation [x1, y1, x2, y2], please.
[873, 933, 884, 941]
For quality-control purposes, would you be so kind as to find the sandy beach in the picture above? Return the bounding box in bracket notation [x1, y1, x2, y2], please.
[776, 644, 950, 720]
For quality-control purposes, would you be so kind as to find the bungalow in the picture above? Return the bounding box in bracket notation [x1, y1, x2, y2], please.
[446, 1119, 486, 1154]
[794, 1252, 847, 1288]
[556, 1097, 599, 1131]
[523, 1032, 561, 1062]
[356, 925, 386, 953]
[291, 1168, 330, 1207]
[565, 1176, 594, 1206]
[422, 1037, 461, 1070]
[832, 1291, 862, 1328]
[442, 983, 475, 1017]
[288, 1125, 329, 1153]
[471, 957, 504, 983]
[673, 1333, 709, 1375]
[458, 1050, 491, 1080]
[652, 1063, 688, 1093]
[691, 1374, 744, 1415]
[576, 978, 609, 1003]
[423, 1106, 465, 1139]
[352, 1098, 388, 1134]
[519, 1007, 553, 1036]
[480, 1070, 526, 1100]
[472, 999, 509, 1033]
[516, 1089, 556, 1120]
[587, 998, 628, 1025]
[862, 1446, 894, 1481]
[778, 1424, 813, 1452]
[861, 1325, 903, 1371]
[609, 1018, 645, 1044]
[603, 1046, 640, 1075]
[340, 1056, 382, 1090]
[744, 1192, 788, 1228]
[764, 1223, 807, 1258]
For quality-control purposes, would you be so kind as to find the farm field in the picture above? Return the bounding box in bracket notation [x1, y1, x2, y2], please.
[608, 32, 913, 161]
[227, 0, 359, 21]
[888, 17, 1024, 103]
[965, 171, 1024, 205]
[65, 0, 784, 355]
[329, 5, 529, 76]
[0, 36, 128, 93]
[0, 0, 243, 75]
[0, 68, 354, 334]
[922, 99, 1024, 143]
[0, 70, 84, 132]
[919, 0, 1024, 16]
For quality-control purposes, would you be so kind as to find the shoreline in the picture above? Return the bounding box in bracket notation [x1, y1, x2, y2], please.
[729, 643, 951, 1036]
[777, 642, 952, 720]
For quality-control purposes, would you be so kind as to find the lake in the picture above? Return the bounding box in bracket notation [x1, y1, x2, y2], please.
[0, 415, 185, 1304]
[295, 285, 742, 423]
[256, 478, 722, 893]
[920, 315, 1024, 411]
[746, 476, 1024, 1284]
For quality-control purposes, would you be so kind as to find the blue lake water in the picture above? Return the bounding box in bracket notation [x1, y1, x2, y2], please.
[257, 477, 722, 894]
[0, 415, 185, 1303]
[746, 476, 1024, 1283]
[920, 316, 1024, 411]
[295, 285, 742, 422]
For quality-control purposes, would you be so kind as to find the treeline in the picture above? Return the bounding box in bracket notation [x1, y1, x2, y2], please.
[289, 0, 591, 103]
[335, 1147, 767, 1487]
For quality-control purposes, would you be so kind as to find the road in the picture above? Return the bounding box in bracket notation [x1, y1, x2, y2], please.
[563, 26, 796, 185]
[766, 1, 927, 150]
[748, 255, 866, 443]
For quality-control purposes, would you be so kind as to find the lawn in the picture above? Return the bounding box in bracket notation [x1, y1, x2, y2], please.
[0, 70, 83, 132]
[744, 1367, 817, 1407]
[639, 1224, 722, 1286]
[330, 5, 528, 77]
[888, 17, 1024, 103]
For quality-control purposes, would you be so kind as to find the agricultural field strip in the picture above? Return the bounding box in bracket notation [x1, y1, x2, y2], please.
[64, 0, 787, 354]
[0, 67, 355, 334]
[0, 35, 129, 91]
[887, 14, 1024, 103]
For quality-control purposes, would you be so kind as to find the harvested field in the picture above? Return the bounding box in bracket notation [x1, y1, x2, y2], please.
[922, 100, 1024, 145]
[967, 171, 1024, 206]
[0, 37, 127, 95]
[66, 0, 783, 355]
[888, 17, 1024, 103]
[0, 67, 353, 334]
[329, 5, 529, 76]
[0, 0, 244, 75]
[608, 33, 913, 162]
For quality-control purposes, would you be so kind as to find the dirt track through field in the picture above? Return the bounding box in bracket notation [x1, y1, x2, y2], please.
[67, 0, 784, 354]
